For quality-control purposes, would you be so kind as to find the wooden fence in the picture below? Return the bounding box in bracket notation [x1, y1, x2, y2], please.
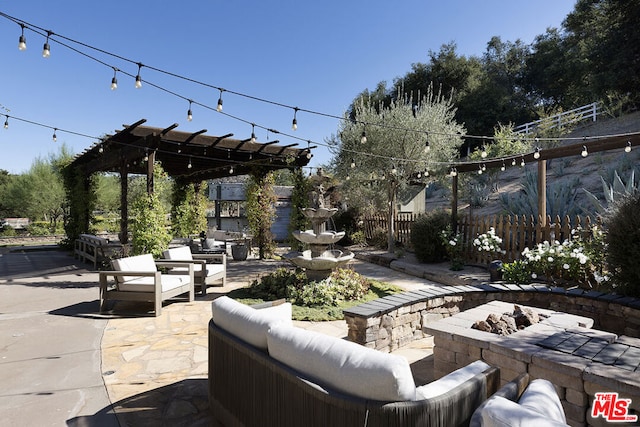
[362, 213, 601, 264]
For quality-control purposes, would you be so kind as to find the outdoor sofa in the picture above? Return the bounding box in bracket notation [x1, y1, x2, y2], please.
[209, 296, 500, 427]
[162, 245, 226, 295]
[99, 253, 194, 316]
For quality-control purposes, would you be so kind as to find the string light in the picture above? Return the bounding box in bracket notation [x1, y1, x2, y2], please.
[216, 89, 224, 112]
[481, 145, 487, 158]
[135, 63, 143, 89]
[350, 158, 355, 168]
[42, 30, 52, 58]
[360, 126, 367, 144]
[501, 161, 506, 171]
[520, 156, 525, 167]
[52, 128, 57, 142]
[450, 166, 457, 177]
[229, 165, 234, 174]
[18, 23, 26, 51]
[187, 157, 192, 169]
[292, 108, 298, 131]
[533, 147, 541, 159]
[424, 132, 430, 152]
[391, 163, 397, 175]
[477, 164, 483, 175]
[250, 124, 256, 142]
[511, 158, 517, 166]
[110, 68, 118, 90]
[625, 141, 632, 153]
[482, 163, 486, 171]
[187, 100, 193, 122]
[3, 116, 8, 129]
[581, 145, 589, 157]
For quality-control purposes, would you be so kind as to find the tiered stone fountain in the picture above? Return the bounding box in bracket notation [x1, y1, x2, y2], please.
[284, 170, 354, 280]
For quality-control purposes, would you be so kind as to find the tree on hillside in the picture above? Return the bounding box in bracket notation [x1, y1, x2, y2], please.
[330, 85, 465, 252]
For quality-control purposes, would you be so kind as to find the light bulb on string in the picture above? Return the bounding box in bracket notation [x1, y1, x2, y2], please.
[520, 156, 525, 167]
[110, 68, 118, 90]
[424, 132, 430, 152]
[18, 24, 26, 51]
[187, 158, 192, 169]
[42, 30, 52, 58]
[391, 163, 397, 175]
[581, 145, 588, 157]
[187, 100, 193, 122]
[135, 63, 143, 88]
[229, 165, 234, 174]
[360, 127, 367, 144]
[450, 166, 457, 177]
[291, 108, 298, 131]
[478, 164, 483, 175]
[533, 147, 540, 159]
[417, 171, 422, 179]
[250, 124, 256, 142]
[625, 141, 632, 153]
[481, 145, 487, 158]
[350, 158, 355, 168]
[511, 158, 517, 166]
[3, 116, 8, 129]
[216, 89, 224, 112]
[482, 163, 486, 171]
[501, 161, 506, 172]
[52, 128, 57, 142]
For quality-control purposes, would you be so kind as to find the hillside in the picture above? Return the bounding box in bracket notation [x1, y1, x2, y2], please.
[425, 111, 640, 219]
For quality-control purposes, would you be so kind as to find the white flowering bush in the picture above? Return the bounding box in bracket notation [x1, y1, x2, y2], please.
[473, 227, 506, 256]
[440, 227, 464, 270]
[501, 225, 610, 289]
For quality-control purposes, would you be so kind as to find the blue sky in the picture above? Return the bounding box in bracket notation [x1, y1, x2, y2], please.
[0, 1, 576, 174]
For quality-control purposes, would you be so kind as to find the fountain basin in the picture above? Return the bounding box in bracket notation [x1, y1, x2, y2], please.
[301, 207, 339, 220]
[283, 249, 354, 271]
[293, 230, 346, 245]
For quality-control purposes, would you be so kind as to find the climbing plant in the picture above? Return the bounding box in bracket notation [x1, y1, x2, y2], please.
[61, 164, 98, 249]
[246, 168, 277, 259]
[171, 180, 208, 238]
[130, 191, 171, 257]
[287, 167, 311, 251]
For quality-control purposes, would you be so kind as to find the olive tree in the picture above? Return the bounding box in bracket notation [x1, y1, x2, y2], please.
[330, 85, 465, 252]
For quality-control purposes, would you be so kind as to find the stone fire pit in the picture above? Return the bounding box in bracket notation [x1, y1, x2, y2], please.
[472, 304, 546, 335]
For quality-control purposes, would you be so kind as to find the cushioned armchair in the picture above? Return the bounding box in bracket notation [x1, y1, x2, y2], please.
[162, 246, 226, 295]
[99, 253, 194, 316]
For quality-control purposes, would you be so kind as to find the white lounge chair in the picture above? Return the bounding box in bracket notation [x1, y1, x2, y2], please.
[163, 246, 226, 295]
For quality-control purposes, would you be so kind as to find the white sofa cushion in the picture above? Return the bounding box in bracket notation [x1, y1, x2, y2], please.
[415, 360, 490, 400]
[211, 296, 292, 350]
[477, 396, 568, 427]
[518, 379, 567, 423]
[267, 324, 416, 402]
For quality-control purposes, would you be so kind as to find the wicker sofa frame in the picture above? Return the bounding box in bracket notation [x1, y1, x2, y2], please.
[208, 319, 500, 427]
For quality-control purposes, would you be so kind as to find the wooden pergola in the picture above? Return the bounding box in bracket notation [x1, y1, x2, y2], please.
[68, 119, 313, 243]
[449, 132, 640, 230]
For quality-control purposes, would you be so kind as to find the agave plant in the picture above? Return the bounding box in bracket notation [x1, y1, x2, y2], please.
[583, 170, 637, 214]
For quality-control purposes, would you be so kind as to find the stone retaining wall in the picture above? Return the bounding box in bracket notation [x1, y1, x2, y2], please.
[343, 285, 640, 352]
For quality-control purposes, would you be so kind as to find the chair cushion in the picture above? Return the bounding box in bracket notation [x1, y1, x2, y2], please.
[415, 360, 490, 400]
[476, 396, 568, 427]
[163, 246, 194, 261]
[203, 238, 225, 250]
[267, 324, 416, 402]
[112, 254, 157, 283]
[518, 379, 566, 423]
[117, 274, 190, 292]
[211, 296, 292, 350]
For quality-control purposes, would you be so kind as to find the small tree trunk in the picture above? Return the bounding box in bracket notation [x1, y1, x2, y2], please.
[387, 181, 397, 253]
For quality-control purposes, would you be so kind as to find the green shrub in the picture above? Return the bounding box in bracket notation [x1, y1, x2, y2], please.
[350, 230, 366, 246]
[367, 226, 388, 249]
[501, 260, 532, 285]
[26, 222, 54, 236]
[247, 267, 371, 307]
[0, 227, 17, 237]
[411, 210, 450, 263]
[605, 191, 640, 296]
